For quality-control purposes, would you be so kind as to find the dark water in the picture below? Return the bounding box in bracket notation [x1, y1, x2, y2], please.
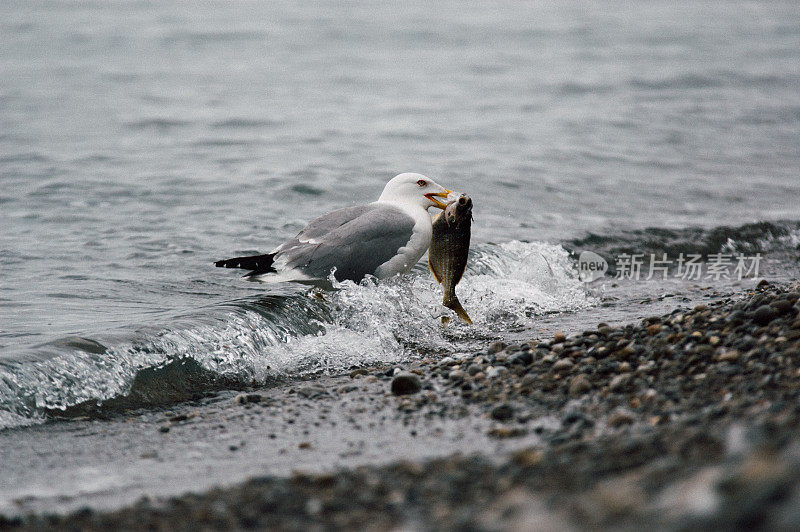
[2, 0, 800, 429]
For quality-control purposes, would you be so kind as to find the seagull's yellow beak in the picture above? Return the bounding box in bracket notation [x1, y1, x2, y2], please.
[425, 188, 452, 209]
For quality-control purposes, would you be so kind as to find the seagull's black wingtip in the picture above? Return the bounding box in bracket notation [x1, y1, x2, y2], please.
[214, 253, 277, 274]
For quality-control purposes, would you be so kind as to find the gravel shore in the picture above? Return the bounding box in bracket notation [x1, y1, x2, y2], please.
[4, 282, 800, 530]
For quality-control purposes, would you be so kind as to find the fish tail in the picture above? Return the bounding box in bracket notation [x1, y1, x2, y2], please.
[444, 296, 472, 324]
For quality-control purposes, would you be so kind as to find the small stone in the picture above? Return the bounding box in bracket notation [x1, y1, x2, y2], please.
[298, 442, 312, 449]
[717, 350, 740, 362]
[466, 364, 482, 376]
[510, 351, 533, 365]
[158, 425, 170, 433]
[636, 361, 656, 374]
[562, 409, 591, 426]
[490, 403, 514, 421]
[298, 386, 330, 399]
[485, 366, 507, 379]
[511, 448, 544, 466]
[487, 427, 525, 438]
[608, 408, 635, 427]
[771, 299, 795, 315]
[641, 388, 658, 402]
[753, 305, 778, 326]
[553, 331, 566, 344]
[569, 374, 592, 396]
[349, 368, 369, 379]
[488, 341, 508, 354]
[236, 393, 263, 404]
[448, 369, 467, 382]
[391, 372, 422, 395]
[709, 335, 721, 346]
[646, 324, 662, 335]
[553, 358, 574, 372]
[617, 345, 636, 359]
[609, 373, 631, 392]
[305, 498, 322, 516]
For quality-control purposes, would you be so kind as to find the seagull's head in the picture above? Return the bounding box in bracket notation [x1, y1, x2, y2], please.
[378, 173, 452, 210]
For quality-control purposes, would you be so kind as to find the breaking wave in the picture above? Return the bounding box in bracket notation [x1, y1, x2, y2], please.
[0, 241, 594, 430]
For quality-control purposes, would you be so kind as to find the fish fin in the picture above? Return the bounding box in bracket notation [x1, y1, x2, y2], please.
[445, 297, 472, 325]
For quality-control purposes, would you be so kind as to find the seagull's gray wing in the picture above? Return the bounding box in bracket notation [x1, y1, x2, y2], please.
[290, 205, 375, 244]
[275, 203, 416, 281]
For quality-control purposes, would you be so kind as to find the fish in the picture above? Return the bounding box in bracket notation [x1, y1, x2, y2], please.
[428, 194, 473, 324]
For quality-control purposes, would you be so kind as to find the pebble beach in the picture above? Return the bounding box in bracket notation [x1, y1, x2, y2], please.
[5, 281, 800, 530]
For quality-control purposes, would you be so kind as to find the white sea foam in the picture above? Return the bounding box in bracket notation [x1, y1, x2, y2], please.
[0, 241, 594, 430]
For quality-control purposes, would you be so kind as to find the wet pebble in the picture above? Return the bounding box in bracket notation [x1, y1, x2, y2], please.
[569, 374, 592, 396]
[236, 393, 263, 404]
[488, 342, 508, 354]
[297, 386, 330, 399]
[607, 408, 635, 427]
[448, 370, 467, 382]
[753, 305, 778, 326]
[609, 373, 632, 392]
[391, 373, 422, 395]
[485, 366, 507, 379]
[490, 404, 514, 421]
[553, 358, 574, 372]
[510, 351, 533, 365]
[466, 364, 482, 376]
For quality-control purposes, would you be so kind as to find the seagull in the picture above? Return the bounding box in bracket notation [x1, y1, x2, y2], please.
[215, 173, 453, 283]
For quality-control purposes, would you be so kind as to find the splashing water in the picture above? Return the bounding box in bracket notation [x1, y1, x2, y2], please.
[463, 241, 595, 324]
[0, 241, 594, 430]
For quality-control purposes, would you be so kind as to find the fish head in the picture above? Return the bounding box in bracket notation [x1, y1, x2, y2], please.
[445, 195, 472, 224]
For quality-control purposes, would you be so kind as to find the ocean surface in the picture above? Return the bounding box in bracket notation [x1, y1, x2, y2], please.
[2, 0, 800, 431]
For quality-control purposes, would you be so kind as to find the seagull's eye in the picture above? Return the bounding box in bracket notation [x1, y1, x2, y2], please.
[416, 179, 427, 187]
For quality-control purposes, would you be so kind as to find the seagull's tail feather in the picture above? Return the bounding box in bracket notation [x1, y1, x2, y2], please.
[214, 253, 277, 276]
